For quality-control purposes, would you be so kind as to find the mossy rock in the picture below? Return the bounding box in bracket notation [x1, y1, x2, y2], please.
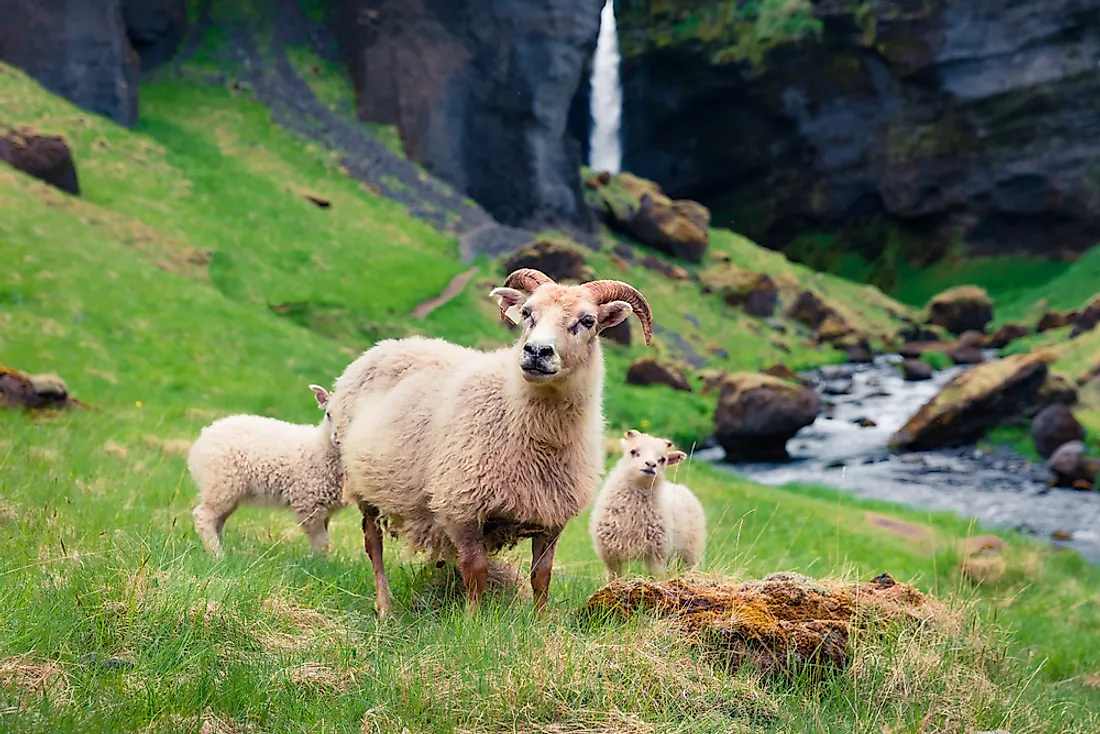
[585, 171, 710, 262]
[501, 237, 594, 283]
[700, 263, 778, 317]
[890, 351, 1055, 451]
[925, 286, 994, 336]
[714, 373, 821, 461]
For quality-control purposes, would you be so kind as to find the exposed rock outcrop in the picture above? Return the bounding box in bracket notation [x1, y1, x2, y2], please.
[626, 357, 692, 392]
[0, 0, 139, 126]
[714, 373, 821, 461]
[593, 0, 1100, 275]
[927, 287, 993, 336]
[585, 173, 710, 261]
[122, 0, 187, 73]
[501, 238, 594, 284]
[700, 264, 777, 317]
[334, 0, 601, 232]
[0, 129, 80, 195]
[1031, 404, 1085, 459]
[890, 352, 1051, 451]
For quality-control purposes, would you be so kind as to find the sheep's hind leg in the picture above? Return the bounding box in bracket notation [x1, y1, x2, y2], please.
[359, 503, 393, 617]
[449, 522, 489, 611]
[531, 527, 563, 614]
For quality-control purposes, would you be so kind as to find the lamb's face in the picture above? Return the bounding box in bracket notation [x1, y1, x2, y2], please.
[619, 430, 686, 484]
[492, 284, 633, 385]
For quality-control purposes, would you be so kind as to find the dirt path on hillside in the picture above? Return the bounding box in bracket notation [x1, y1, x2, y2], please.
[411, 267, 480, 319]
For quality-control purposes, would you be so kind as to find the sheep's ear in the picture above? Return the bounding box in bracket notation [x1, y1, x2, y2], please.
[619, 438, 630, 453]
[667, 450, 687, 466]
[598, 301, 633, 332]
[489, 287, 528, 325]
[309, 384, 330, 407]
[624, 429, 640, 439]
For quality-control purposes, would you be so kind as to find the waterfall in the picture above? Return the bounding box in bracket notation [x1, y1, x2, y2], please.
[588, 0, 622, 174]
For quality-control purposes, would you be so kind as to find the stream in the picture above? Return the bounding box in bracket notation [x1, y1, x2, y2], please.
[698, 354, 1100, 563]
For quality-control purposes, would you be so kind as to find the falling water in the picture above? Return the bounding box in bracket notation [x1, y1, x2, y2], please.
[588, 0, 622, 174]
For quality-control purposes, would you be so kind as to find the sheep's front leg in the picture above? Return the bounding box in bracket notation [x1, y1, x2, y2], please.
[359, 502, 393, 617]
[530, 527, 563, 613]
[449, 523, 489, 610]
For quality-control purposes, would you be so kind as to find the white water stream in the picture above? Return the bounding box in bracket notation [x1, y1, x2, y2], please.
[588, 0, 622, 174]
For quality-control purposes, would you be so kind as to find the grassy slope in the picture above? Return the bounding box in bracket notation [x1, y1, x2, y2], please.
[2, 60, 1100, 731]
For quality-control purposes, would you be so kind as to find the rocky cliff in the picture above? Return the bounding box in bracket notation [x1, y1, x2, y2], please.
[589, 0, 1100, 274]
[334, 0, 603, 232]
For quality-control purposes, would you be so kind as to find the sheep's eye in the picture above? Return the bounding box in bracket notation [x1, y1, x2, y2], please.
[580, 315, 596, 329]
[630, 449, 639, 457]
[658, 457, 666, 464]
[521, 307, 532, 319]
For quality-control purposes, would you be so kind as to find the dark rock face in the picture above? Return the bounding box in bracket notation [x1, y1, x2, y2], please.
[714, 374, 821, 462]
[1031, 404, 1085, 459]
[901, 359, 933, 382]
[122, 0, 188, 72]
[1049, 441, 1100, 489]
[502, 238, 594, 283]
[625, 357, 692, 392]
[0, 0, 139, 126]
[0, 130, 80, 195]
[599, 0, 1100, 266]
[334, 0, 601, 232]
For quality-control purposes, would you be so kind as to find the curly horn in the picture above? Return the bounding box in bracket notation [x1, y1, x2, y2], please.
[496, 269, 555, 322]
[583, 280, 654, 346]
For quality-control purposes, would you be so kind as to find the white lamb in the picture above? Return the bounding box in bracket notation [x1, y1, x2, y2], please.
[589, 429, 706, 579]
[326, 268, 654, 614]
[189, 384, 343, 556]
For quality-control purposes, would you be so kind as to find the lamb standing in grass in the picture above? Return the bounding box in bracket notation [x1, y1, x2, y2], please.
[590, 430, 706, 579]
[189, 384, 343, 556]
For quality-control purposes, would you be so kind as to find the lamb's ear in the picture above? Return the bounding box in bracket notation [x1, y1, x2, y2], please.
[489, 287, 528, 325]
[624, 429, 640, 439]
[598, 301, 633, 332]
[309, 384, 330, 407]
[667, 450, 687, 466]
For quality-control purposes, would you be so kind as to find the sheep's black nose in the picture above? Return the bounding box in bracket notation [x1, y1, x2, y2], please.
[644, 461, 656, 469]
[523, 343, 555, 359]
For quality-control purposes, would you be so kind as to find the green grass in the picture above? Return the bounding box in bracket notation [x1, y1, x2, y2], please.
[3, 58, 1100, 732]
[890, 256, 1074, 312]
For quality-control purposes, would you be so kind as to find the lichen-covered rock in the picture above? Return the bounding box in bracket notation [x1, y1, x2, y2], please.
[1031, 405, 1085, 459]
[0, 129, 80, 195]
[1026, 372, 1078, 417]
[700, 264, 777, 317]
[890, 352, 1051, 451]
[786, 290, 831, 329]
[926, 287, 993, 336]
[0, 0, 139, 127]
[501, 238, 594, 283]
[626, 357, 692, 392]
[988, 323, 1028, 349]
[714, 373, 820, 461]
[0, 366, 80, 411]
[586, 173, 709, 261]
[584, 572, 940, 678]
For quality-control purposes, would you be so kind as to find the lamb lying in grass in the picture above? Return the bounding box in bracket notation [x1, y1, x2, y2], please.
[589, 429, 706, 579]
[189, 384, 343, 556]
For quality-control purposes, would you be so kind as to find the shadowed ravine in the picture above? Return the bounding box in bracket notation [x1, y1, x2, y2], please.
[699, 355, 1100, 563]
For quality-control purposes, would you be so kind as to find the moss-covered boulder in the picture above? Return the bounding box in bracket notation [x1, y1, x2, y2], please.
[501, 237, 594, 283]
[0, 128, 80, 195]
[926, 286, 993, 336]
[585, 172, 709, 262]
[699, 263, 778, 317]
[626, 357, 692, 392]
[890, 352, 1052, 451]
[0, 366, 79, 411]
[1037, 310, 1078, 333]
[714, 373, 820, 461]
[988, 322, 1029, 349]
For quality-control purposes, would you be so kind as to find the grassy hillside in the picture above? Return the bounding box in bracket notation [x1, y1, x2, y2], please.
[2, 48, 1100, 734]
